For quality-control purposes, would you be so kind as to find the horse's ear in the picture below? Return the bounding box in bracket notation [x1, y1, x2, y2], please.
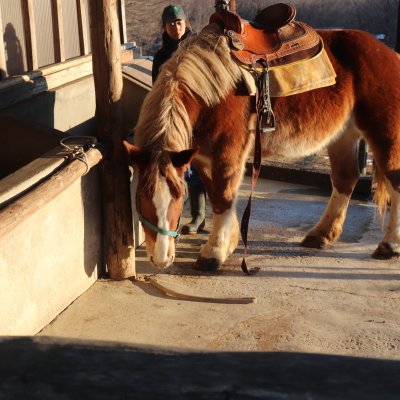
[122, 140, 148, 168]
[169, 148, 199, 168]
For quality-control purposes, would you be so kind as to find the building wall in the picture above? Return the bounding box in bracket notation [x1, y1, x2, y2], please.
[0, 65, 151, 335]
[1, 75, 97, 136]
[0, 164, 102, 335]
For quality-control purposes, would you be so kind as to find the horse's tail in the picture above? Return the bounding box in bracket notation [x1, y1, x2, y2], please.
[372, 162, 390, 219]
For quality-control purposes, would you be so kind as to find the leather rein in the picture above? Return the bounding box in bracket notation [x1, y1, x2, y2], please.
[240, 61, 273, 275]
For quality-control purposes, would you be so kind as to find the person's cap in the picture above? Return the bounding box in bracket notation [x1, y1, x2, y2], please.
[162, 5, 186, 24]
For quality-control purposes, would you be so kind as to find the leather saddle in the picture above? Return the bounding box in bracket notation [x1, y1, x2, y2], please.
[210, 3, 321, 68]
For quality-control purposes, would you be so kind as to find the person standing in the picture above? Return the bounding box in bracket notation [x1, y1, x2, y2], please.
[152, 5, 192, 83]
[152, 5, 206, 235]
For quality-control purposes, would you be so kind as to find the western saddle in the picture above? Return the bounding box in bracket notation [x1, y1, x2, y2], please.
[210, 3, 322, 133]
[210, 3, 321, 68]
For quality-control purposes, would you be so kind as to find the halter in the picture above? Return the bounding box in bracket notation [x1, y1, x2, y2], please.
[136, 192, 181, 241]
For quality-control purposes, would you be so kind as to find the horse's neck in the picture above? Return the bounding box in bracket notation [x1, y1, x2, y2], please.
[180, 90, 203, 127]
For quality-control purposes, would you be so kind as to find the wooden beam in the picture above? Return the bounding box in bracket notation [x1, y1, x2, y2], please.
[396, 0, 400, 52]
[0, 56, 92, 109]
[119, 0, 127, 44]
[52, 0, 66, 62]
[22, 0, 38, 70]
[0, 147, 104, 240]
[89, 0, 135, 279]
[0, 4, 6, 78]
[0, 49, 134, 109]
[77, 0, 90, 55]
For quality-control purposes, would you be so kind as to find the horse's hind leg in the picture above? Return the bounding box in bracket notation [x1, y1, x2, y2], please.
[372, 177, 400, 259]
[368, 146, 400, 258]
[354, 88, 400, 258]
[302, 119, 361, 248]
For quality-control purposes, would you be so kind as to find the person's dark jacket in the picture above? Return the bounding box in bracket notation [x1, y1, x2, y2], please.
[152, 28, 192, 84]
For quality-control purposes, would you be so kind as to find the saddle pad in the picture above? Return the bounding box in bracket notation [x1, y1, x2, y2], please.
[240, 46, 336, 98]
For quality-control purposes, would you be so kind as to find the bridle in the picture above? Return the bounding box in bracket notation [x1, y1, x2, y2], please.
[136, 192, 181, 241]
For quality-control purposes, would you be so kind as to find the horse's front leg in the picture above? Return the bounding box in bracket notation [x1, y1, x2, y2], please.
[302, 125, 361, 248]
[195, 206, 240, 270]
[193, 150, 251, 271]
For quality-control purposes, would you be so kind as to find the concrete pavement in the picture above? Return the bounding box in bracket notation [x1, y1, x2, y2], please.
[37, 176, 400, 361]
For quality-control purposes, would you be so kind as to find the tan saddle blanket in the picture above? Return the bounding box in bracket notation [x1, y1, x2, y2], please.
[240, 44, 336, 98]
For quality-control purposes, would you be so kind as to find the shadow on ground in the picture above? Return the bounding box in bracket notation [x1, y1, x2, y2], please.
[1, 336, 400, 399]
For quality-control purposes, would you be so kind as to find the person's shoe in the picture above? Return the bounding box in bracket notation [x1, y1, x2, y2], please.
[181, 184, 206, 235]
[181, 217, 205, 234]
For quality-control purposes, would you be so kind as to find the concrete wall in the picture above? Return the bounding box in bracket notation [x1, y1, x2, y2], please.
[122, 59, 152, 247]
[0, 60, 151, 335]
[0, 71, 101, 335]
[122, 59, 152, 132]
[1, 75, 97, 137]
[0, 115, 65, 179]
[0, 152, 102, 335]
[1, 62, 151, 140]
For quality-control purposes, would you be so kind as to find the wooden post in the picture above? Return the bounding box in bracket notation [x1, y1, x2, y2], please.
[77, 0, 90, 55]
[0, 148, 105, 240]
[396, 0, 400, 52]
[22, 0, 39, 70]
[118, 0, 127, 45]
[89, 0, 135, 279]
[52, 0, 66, 62]
[0, 4, 6, 78]
[229, 0, 237, 12]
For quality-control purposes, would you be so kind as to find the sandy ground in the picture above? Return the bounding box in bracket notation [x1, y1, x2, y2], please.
[39, 177, 400, 361]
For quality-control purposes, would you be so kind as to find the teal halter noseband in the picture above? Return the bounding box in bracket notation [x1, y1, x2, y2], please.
[136, 192, 181, 240]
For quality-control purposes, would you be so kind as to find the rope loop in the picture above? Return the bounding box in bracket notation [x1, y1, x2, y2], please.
[59, 136, 98, 175]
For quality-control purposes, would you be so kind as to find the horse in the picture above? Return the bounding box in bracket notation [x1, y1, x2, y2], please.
[124, 22, 400, 271]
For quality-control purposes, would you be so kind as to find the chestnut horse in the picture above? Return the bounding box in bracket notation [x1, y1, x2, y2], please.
[124, 23, 400, 271]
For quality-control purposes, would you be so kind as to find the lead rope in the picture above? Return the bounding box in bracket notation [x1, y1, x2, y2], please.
[135, 274, 256, 304]
[59, 136, 98, 175]
[240, 61, 275, 275]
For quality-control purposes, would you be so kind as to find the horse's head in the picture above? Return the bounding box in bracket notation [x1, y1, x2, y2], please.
[123, 141, 198, 269]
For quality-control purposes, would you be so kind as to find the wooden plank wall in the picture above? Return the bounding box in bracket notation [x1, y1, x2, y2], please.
[52, 0, 65, 63]
[0, 0, 126, 79]
[0, 4, 5, 79]
[22, 0, 38, 70]
[396, 1, 400, 52]
[77, 0, 90, 55]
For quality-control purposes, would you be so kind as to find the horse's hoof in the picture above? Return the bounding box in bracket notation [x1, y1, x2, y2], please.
[194, 257, 221, 271]
[301, 235, 327, 249]
[372, 242, 400, 259]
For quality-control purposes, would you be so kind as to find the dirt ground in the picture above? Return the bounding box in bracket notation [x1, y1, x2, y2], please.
[38, 175, 400, 361]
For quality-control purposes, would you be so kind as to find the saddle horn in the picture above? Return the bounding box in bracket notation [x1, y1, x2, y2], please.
[211, 0, 243, 33]
[214, 0, 229, 11]
[214, 0, 237, 12]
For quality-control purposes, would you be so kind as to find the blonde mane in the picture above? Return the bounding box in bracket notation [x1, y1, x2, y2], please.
[134, 24, 242, 152]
